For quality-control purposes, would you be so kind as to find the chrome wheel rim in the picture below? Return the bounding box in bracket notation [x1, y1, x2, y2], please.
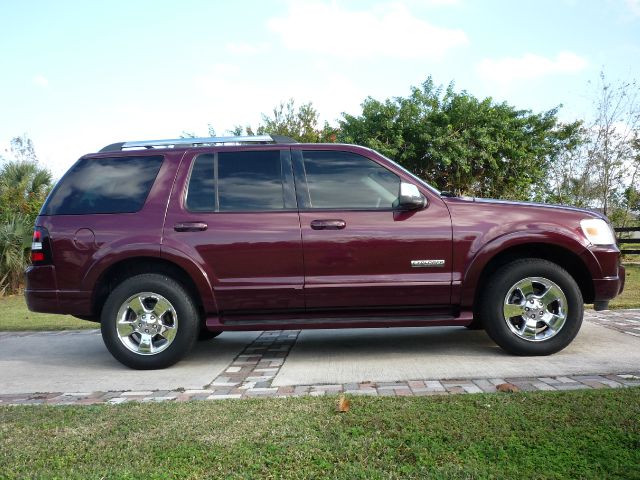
[115, 292, 178, 355]
[502, 277, 567, 342]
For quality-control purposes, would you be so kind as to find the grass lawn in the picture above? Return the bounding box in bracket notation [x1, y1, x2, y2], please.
[608, 263, 640, 309]
[0, 295, 95, 331]
[1, 389, 638, 479]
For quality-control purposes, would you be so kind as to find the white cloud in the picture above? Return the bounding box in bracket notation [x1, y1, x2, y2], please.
[476, 51, 588, 85]
[625, 0, 640, 16]
[267, 1, 468, 59]
[31, 63, 364, 178]
[32, 74, 49, 88]
[193, 64, 365, 130]
[412, 0, 460, 5]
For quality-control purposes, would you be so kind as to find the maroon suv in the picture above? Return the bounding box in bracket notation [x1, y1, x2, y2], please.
[25, 135, 625, 369]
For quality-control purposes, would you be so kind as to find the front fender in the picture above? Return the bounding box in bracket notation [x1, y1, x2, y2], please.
[459, 229, 601, 308]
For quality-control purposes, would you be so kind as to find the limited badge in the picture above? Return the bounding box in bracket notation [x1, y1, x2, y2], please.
[411, 259, 445, 267]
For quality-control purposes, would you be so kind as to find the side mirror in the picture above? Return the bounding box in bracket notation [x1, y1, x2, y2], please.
[396, 182, 426, 210]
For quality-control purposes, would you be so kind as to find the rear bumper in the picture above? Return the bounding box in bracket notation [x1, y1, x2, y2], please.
[25, 265, 92, 316]
[25, 289, 58, 313]
[24, 289, 92, 317]
[25, 289, 93, 316]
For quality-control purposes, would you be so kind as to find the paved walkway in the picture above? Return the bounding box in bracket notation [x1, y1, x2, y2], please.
[1, 310, 639, 405]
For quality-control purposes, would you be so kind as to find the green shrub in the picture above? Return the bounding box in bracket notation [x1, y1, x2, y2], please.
[0, 213, 31, 294]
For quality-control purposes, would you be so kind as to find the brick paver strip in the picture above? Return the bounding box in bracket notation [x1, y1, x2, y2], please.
[585, 309, 640, 337]
[1, 310, 640, 405]
[2, 372, 637, 406]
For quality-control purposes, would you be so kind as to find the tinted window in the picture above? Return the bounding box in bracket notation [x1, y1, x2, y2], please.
[185, 154, 216, 212]
[186, 150, 285, 212]
[42, 156, 163, 215]
[302, 151, 400, 209]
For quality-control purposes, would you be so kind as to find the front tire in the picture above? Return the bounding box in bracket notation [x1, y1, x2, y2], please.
[101, 273, 199, 369]
[480, 259, 583, 356]
[465, 315, 484, 330]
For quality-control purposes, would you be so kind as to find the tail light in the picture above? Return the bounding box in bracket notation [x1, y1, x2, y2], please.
[31, 227, 53, 265]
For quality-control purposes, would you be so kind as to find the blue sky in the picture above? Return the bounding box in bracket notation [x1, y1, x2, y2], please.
[1, 0, 639, 176]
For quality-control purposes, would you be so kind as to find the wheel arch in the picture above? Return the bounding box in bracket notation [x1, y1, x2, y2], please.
[91, 256, 214, 322]
[466, 242, 595, 312]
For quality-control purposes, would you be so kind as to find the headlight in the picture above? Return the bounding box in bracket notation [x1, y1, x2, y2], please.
[580, 218, 616, 246]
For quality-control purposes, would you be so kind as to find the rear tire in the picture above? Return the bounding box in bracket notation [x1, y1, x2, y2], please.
[480, 259, 583, 356]
[100, 273, 199, 369]
[198, 328, 222, 341]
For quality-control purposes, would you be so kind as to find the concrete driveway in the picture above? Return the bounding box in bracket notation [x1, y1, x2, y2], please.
[1, 310, 639, 399]
[272, 321, 640, 386]
[0, 330, 259, 394]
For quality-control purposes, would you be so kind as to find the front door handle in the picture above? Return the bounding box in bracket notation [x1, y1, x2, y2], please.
[310, 219, 346, 230]
[174, 222, 208, 232]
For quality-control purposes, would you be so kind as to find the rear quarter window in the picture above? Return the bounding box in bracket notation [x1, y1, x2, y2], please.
[41, 155, 163, 215]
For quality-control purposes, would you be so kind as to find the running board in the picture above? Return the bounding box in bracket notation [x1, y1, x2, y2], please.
[206, 311, 474, 331]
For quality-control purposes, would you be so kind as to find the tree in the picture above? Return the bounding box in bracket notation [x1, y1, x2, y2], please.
[0, 158, 53, 223]
[231, 99, 337, 143]
[181, 124, 216, 139]
[338, 77, 582, 199]
[544, 126, 596, 207]
[0, 135, 54, 294]
[259, 99, 316, 141]
[254, 99, 325, 142]
[546, 73, 640, 225]
[6, 134, 38, 163]
[619, 141, 640, 225]
[0, 213, 31, 294]
[587, 73, 640, 220]
[198, 100, 338, 143]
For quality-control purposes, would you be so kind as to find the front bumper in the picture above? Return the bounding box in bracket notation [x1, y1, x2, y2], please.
[588, 241, 625, 304]
[592, 265, 625, 300]
[592, 264, 624, 311]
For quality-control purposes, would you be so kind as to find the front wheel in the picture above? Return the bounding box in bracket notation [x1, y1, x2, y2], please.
[480, 259, 583, 356]
[101, 273, 199, 369]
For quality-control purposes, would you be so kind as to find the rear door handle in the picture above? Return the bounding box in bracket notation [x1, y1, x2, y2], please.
[310, 219, 346, 230]
[174, 222, 208, 232]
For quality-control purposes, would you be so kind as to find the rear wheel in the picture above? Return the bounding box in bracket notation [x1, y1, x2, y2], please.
[198, 328, 222, 341]
[480, 259, 583, 356]
[101, 273, 199, 369]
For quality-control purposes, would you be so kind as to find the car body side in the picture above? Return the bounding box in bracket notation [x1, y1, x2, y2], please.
[25, 144, 624, 328]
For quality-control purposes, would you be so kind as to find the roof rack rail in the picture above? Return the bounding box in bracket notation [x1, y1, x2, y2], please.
[99, 134, 298, 152]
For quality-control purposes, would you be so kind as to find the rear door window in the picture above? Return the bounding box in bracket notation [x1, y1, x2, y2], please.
[186, 150, 288, 212]
[41, 155, 163, 215]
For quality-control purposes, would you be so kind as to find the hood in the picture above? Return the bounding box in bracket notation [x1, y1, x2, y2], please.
[442, 195, 608, 221]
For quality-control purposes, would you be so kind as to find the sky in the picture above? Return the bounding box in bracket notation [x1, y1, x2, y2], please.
[1, 0, 639, 177]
